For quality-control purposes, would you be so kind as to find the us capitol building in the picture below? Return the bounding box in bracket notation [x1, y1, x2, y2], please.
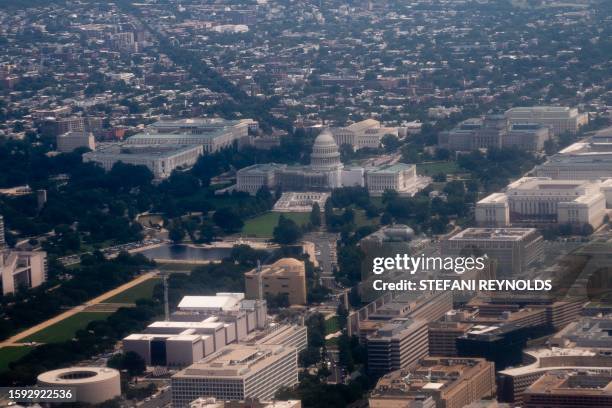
[236, 129, 430, 197]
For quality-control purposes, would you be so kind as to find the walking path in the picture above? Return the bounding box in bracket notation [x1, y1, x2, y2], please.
[0, 271, 158, 347]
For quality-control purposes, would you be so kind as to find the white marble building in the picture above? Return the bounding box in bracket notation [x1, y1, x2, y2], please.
[476, 177, 610, 229]
[505, 106, 588, 136]
[330, 119, 399, 150]
[83, 144, 203, 180]
[236, 129, 428, 197]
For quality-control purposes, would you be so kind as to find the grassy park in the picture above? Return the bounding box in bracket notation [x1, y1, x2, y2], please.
[18, 312, 112, 344]
[242, 212, 310, 237]
[106, 278, 161, 304]
[325, 316, 341, 335]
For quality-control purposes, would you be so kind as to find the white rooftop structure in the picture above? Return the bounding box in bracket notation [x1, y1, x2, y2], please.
[178, 293, 245, 312]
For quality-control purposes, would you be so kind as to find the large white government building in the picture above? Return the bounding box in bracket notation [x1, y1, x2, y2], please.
[0, 215, 47, 295]
[535, 127, 612, 180]
[83, 144, 203, 180]
[236, 129, 430, 197]
[476, 177, 612, 229]
[438, 115, 552, 152]
[505, 106, 588, 136]
[329, 119, 399, 150]
[126, 118, 256, 153]
[1, 248, 47, 295]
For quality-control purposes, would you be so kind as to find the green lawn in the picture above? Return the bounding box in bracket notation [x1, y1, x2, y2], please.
[354, 209, 379, 229]
[325, 316, 340, 335]
[325, 337, 339, 347]
[106, 278, 161, 304]
[242, 212, 311, 237]
[0, 346, 33, 372]
[417, 161, 460, 176]
[19, 312, 112, 344]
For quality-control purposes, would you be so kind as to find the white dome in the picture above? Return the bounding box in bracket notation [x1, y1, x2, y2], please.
[313, 129, 337, 148]
[311, 129, 343, 172]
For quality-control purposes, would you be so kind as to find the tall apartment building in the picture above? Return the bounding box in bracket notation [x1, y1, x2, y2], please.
[56, 131, 96, 153]
[171, 344, 299, 407]
[369, 357, 496, 408]
[1, 249, 47, 295]
[244, 258, 307, 305]
[441, 228, 544, 278]
[505, 106, 588, 136]
[475, 177, 608, 229]
[83, 144, 203, 180]
[366, 318, 429, 375]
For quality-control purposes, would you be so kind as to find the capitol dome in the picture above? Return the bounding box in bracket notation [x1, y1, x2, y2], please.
[313, 129, 337, 148]
[311, 129, 343, 171]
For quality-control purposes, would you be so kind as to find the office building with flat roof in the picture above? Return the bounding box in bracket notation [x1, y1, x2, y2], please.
[56, 131, 96, 153]
[244, 258, 307, 305]
[475, 177, 608, 229]
[171, 344, 298, 407]
[369, 357, 496, 408]
[428, 321, 474, 357]
[189, 398, 301, 408]
[129, 118, 256, 153]
[367, 318, 429, 375]
[549, 315, 612, 349]
[522, 371, 612, 408]
[536, 139, 612, 180]
[498, 348, 612, 403]
[503, 123, 551, 151]
[441, 228, 543, 278]
[123, 294, 268, 367]
[1, 249, 47, 295]
[438, 115, 507, 151]
[505, 106, 588, 136]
